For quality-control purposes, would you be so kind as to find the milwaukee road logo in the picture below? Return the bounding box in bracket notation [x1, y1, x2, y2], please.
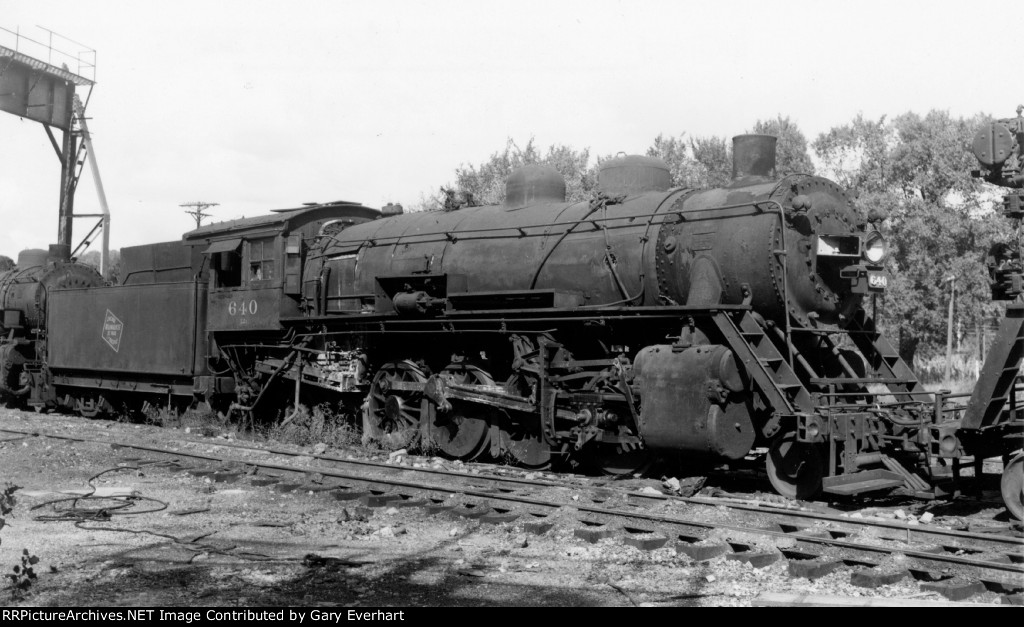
[102, 309, 123, 353]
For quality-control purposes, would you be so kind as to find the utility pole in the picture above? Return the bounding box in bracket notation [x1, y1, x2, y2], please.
[977, 320, 985, 379]
[180, 202, 218, 229]
[945, 275, 956, 383]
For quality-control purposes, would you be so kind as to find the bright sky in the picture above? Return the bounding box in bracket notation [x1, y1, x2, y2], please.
[0, 0, 1012, 256]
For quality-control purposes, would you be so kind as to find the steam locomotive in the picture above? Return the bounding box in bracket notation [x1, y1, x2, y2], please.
[1, 134, 1007, 511]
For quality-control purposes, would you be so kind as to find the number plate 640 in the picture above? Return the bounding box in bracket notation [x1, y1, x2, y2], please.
[228, 299, 259, 316]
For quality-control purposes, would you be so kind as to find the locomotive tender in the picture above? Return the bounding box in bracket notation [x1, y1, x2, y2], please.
[1, 134, 992, 505]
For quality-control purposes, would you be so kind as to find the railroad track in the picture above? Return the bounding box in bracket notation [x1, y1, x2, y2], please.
[5, 423, 1020, 546]
[5, 424, 1024, 603]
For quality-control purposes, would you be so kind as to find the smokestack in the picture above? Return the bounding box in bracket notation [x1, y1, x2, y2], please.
[732, 134, 777, 181]
[48, 243, 71, 263]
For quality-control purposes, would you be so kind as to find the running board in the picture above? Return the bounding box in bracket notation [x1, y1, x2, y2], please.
[822, 469, 906, 495]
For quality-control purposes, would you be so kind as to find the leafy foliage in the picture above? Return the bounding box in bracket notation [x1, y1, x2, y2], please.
[7, 548, 38, 597]
[750, 115, 815, 176]
[690, 135, 733, 188]
[78, 249, 122, 284]
[0, 484, 18, 545]
[888, 110, 985, 205]
[813, 113, 892, 193]
[0, 484, 38, 599]
[645, 133, 699, 187]
[643, 133, 734, 189]
[450, 138, 596, 207]
[814, 109, 1006, 365]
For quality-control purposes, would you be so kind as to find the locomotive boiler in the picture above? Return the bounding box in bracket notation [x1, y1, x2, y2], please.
[312, 136, 878, 326]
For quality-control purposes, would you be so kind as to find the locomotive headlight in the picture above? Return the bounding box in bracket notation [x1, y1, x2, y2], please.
[806, 421, 820, 439]
[863, 233, 886, 264]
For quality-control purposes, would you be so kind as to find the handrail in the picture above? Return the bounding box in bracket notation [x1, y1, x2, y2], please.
[0, 25, 95, 81]
[761, 199, 792, 368]
[319, 197, 779, 251]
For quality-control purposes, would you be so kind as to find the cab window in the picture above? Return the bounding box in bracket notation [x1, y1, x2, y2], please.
[247, 237, 277, 284]
[202, 238, 243, 288]
[215, 251, 242, 287]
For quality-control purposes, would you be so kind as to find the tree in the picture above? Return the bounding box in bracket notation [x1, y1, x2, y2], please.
[813, 113, 892, 194]
[405, 190, 445, 213]
[750, 115, 815, 176]
[888, 110, 985, 205]
[814, 109, 1006, 367]
[79, 249, 122, 284]
[0, 256, 13, 272]
[646, 133, 700, 188]
[451, 138, 596, 206]
[690, 135, 732, 188]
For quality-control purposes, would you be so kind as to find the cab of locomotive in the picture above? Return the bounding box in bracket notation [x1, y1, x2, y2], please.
[183, 202, 381, 331]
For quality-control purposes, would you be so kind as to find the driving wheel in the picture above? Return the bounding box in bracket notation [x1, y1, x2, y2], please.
[428, 365, 493, 461]
[364, 360, 428, 450]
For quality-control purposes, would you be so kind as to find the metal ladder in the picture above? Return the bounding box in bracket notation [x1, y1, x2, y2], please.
[843, 309, 932, 403]
[712, 310, 809, 419]
[962, 303, 1024, 431]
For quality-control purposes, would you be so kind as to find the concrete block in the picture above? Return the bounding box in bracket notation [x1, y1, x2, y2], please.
[360, 493, 400, 507]
[575, 524, 614, 543]
[423, 504, 454, 516]
[850, 569, 908, 588]
[726, 551, 782, 568]
[330, 488, 368, 501]
[920, 580, 986, 601]
[452, 504, 491, 519]
[788, 559, 842, 580]
[622, 534, 669, 551]
[249, 477, 280, 487]
[480, 511, 519, 524]
[211, 472, 241, 484]
[676, 542, 731, 561]
[523, 520, 554, 535]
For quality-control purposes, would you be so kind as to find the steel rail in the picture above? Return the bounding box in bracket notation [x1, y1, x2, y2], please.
[125, 433, 1024, 547]
[6, 426, 1023, 566]
[89, 440, 1024, 574]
